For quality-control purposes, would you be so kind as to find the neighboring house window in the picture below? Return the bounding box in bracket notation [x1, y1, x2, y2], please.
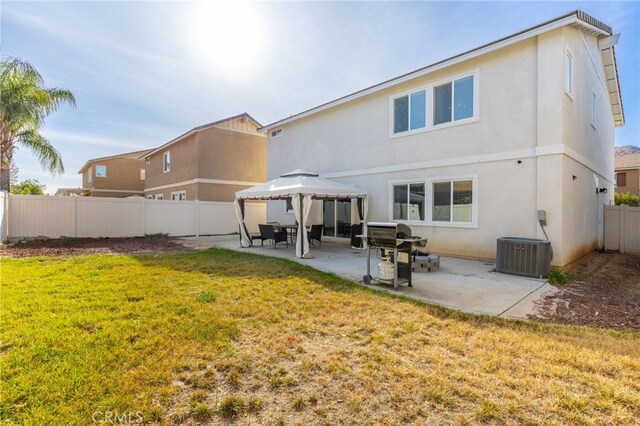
[392, 182, 425, 221]
[140, 168, 145, 180]
[591, 92, 597, 128]
[431, 179, 473, 223]
[616, 173, 627, 187]
[155, 194, 164, 200]
[95, 165, 107, 178]
[87, 166, 93, 183]
[434, 75, 474, 125]
[163, 151, 170, 173]
[147, 194, 155, 200]
[271, 129, 283, 138]
[171, 191, 186, 201]
[393, 89, 426, 134]
[565, 52, 573, 95]
[285, 198, 294, 213]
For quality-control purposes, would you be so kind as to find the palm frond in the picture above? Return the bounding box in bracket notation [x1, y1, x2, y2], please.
[15, 130, 65, 175]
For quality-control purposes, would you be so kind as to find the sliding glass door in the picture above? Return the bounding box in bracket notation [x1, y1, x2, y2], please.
[323, 199, 352, 238]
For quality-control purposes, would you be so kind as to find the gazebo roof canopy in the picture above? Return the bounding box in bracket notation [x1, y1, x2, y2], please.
[235, 170, 367, 200]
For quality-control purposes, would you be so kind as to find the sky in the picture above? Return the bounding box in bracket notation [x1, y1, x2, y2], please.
[2, 1, 639, 194]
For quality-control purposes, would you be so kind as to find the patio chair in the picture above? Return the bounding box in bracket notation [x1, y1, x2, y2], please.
[308, 224, 324, 247]
[258, 224, 288, 248]
[239, 224, 263, 246]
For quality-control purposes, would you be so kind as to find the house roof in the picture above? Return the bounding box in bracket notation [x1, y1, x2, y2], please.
[615, 153, 640, 170]
[260, 10, 624, 131]
[140, 113, 263, 159]
[78, 149, 152, 174]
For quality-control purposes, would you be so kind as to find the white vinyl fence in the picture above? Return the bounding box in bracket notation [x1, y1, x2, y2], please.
[2, 193, 265, 240]
[604, 204, 640, 254]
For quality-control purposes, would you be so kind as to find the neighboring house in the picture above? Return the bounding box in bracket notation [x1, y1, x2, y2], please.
[141, 113, 266, 201]
[261, 11, 624, 267]
[55, 187, 85, 196]
[615, 153, 640, 196]
[78, 149, 151, 198]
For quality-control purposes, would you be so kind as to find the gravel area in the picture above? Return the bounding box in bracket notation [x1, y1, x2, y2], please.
[530, 252, 640, 332]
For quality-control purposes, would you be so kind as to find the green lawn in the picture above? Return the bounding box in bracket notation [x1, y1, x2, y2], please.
[1, 249, 639, 424]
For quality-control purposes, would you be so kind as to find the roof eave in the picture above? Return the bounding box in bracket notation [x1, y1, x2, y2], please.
[259, 12, 611, 132]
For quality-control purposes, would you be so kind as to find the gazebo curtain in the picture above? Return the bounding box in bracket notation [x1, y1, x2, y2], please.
[292, 194, 313, 258]
[234, 198, 251, 248]
[357, 197, 369, 249]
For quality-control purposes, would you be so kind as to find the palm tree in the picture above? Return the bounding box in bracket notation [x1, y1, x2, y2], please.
[0, 57, 76, 192]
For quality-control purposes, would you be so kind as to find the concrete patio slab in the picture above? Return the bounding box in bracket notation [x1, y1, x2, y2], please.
[180, 235, 557, 319]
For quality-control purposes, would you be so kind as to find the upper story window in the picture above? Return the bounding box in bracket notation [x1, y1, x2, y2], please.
[271, 129, 283, 138]
[163, 151, 170, 173]
[393, 89, 426, 134]
[616, 172, 626, 187]
[155, 194, 164, 200]
[565, 52, 573, 95]
[390, 70, 477, 137]
[95, 165, 107, 178]
[434, 75, 474, 125]
[140, 168, 145, 180]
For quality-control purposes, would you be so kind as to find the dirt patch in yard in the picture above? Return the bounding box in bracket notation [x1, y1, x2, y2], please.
[0, 236, 196, 258]
[531, 252, 640, 331]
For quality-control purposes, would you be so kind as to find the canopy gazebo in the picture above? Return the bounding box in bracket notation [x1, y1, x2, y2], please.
[234, 169, 368, 258]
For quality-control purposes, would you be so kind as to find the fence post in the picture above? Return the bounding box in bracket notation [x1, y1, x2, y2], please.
[72, 196, 78, 237]
[620, 204, 629, 254]
[143, 197, 147, 236]
[195, 200, 200, 237]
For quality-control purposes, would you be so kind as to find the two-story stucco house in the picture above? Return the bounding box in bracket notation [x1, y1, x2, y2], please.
[260, 11, 624, 267]
[78, 149, 150, 197]
[141, 113, 266, 201]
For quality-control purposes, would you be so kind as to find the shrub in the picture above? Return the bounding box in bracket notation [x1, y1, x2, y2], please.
[614, 192, 640, 207]
[548, 268, 576, 285]
[218, 395, 245, 418]
[196, 291, 217, 303]
[144, 233, 168, 238]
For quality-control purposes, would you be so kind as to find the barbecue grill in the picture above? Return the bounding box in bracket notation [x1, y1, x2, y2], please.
[362, 222, 427, 288]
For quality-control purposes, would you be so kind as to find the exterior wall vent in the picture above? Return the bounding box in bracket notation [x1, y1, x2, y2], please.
[496, 237, 552, 279]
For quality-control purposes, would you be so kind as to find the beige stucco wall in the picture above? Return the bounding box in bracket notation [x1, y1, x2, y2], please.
[266, 26, 618, 267]
[144, 125, 266, 201]
[615, 169, 640, 196]
[82, 157, 146, 197]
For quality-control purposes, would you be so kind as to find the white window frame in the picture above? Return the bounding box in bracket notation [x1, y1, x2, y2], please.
[270, 129, 283, 138]
[389, 69, 479, 138]
[565, 50, 573, 99]
[171, 191, 186, 201]
[155, 194, 164, 200]
[388, 180, 426, 224]
[87, 166, 93, 183]
[591, 91, 597, 129]
[163, 151, 171, 173]
[390, 87, 428, 136]
[95, 164, 107, 178]
[140, 168, 145, 180]
[427, 176, 478, 228]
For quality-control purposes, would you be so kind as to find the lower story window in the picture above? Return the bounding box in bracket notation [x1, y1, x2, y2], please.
[171, 191, 186, 201]
[392, 183, 425, 221]
[432, 179, 473, 223]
